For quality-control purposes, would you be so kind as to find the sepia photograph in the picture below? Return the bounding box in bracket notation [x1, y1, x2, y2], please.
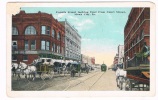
[6, 1, 156, 98]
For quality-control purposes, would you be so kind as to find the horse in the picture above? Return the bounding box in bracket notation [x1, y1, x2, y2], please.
[11, 63, 22, 80]
[19, 62, 37, 81]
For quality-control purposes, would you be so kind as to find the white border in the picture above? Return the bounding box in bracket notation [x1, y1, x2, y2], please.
[1, 0, 157, 99]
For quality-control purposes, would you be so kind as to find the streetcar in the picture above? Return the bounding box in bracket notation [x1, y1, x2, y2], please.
[101, 63, 107, 72]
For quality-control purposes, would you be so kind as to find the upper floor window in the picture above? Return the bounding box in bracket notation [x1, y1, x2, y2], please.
[25, 40, 29, 50]
[52, 29, 55, 38]
[12, 41, 17, 50]
[41, 40, 50, 50]
[12, 26, 18, 35]
[31, 40, 36, 50]
[52, 43, 56, 52]
[46, 41, 50, 50]
[25, 26, 36, 35]
[57, 32, 61, 40]
[41, 26, 50, 35]
[41, 40, 46, 50]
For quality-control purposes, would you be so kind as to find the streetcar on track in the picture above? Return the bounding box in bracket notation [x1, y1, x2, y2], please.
[101, 63, 107, 72]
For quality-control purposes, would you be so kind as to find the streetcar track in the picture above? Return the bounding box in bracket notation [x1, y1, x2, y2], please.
[63, 71, 101, 91]
[88, 72, 105, 90]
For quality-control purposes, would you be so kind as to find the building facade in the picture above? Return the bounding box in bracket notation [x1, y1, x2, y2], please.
[118, 45, 124, 65]
[81, 54, 95, 66]
[113, 54, 119, 69]
[60, 19, 81, 61]
[124, 8, 150, 67]
[12, 11, 65, 64]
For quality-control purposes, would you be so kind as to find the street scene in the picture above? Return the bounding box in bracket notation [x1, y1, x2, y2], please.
[11, 7, 150, 91]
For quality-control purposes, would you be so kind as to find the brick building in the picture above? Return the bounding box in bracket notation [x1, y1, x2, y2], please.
[124, 8, 150, 67]
[12, 11, 65, 64]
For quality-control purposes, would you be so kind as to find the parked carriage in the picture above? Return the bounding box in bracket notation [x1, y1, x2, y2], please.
[66, 62, 81, 77]
[81, 63, 90, 74]
[101, 63, 107, 72]
[33, 59, 54, 80]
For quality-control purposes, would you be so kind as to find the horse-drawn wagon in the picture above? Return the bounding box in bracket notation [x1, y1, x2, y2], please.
[116, 44, 150, 91]
[66, 61, 81, 77]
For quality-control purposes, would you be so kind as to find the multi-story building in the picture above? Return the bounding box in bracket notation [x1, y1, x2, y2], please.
[118, 45, 124, 65]
[81, 54, 95, 66]
[124, 8, 150, 68]
[60, 19, 81, 61]
[12, 11, 65, 64]
[113, 54, 119, 69]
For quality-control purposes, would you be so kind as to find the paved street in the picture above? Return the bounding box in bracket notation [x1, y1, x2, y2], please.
[44, 70, 120, 91]
[12, 69, 120, 91]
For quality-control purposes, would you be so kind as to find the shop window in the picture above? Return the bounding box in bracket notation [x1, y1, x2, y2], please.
[23, 55, 28, 61]
[12, 55, 17, 61]
[25, 26, 36, 35]
[12, 26, 18, 35]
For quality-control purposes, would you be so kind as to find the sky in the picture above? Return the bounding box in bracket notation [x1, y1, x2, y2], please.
[21, 7, 131, 66]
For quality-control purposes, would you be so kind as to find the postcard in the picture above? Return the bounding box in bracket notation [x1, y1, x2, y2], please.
[7, 2, 156, 97]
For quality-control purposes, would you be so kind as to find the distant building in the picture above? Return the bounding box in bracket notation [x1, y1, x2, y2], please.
[81, 54, 95, 66]
[60, 19, 81, 61]
[12, 11, 65, 64]
[118, 45, 124, 65]
[124, 8, 150, 67]
[113, 54, 119, 69]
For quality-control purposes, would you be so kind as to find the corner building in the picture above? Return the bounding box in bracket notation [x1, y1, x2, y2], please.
[12, 11, 65, 64]
[124, 8, 150, 68]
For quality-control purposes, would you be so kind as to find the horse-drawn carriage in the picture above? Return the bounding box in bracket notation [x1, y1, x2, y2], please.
[80, 63, 90, 74]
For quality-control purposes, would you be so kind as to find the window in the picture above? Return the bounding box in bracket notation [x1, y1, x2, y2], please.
[25, 40, 29, 50]
[52, 43, 56, 52]
[12, 26, 18, 35]
[25, 26, 36, 35]
[23, 55, 28, 61]
[57, 32, 60, 40]
[57, 45, 60, 53]
[52, 29, 55, 37]
[41, 40, 46, 50]
[41, 40, 50, 50]
[12, 41, 17, 50]
[41, 26, 46, 34]
[31, 40, 36, 50]
[12, 55, 17, 61]
[41, 26, 50, 35]
[46, 41, 50, 50]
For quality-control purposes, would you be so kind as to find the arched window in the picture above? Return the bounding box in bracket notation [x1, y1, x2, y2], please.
[12, 26, 18, 35]
[25, 26, 36, 35]
[52, 29, 55, 37]
[57, 32, 60, 40]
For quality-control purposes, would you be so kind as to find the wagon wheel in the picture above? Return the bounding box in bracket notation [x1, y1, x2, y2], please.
[125, 79, 132, 91]
[116, 77, 119, 87]
[48, 70, 54, 79]
[41, 72, 46, 80]
[119, 77, 123, 90]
